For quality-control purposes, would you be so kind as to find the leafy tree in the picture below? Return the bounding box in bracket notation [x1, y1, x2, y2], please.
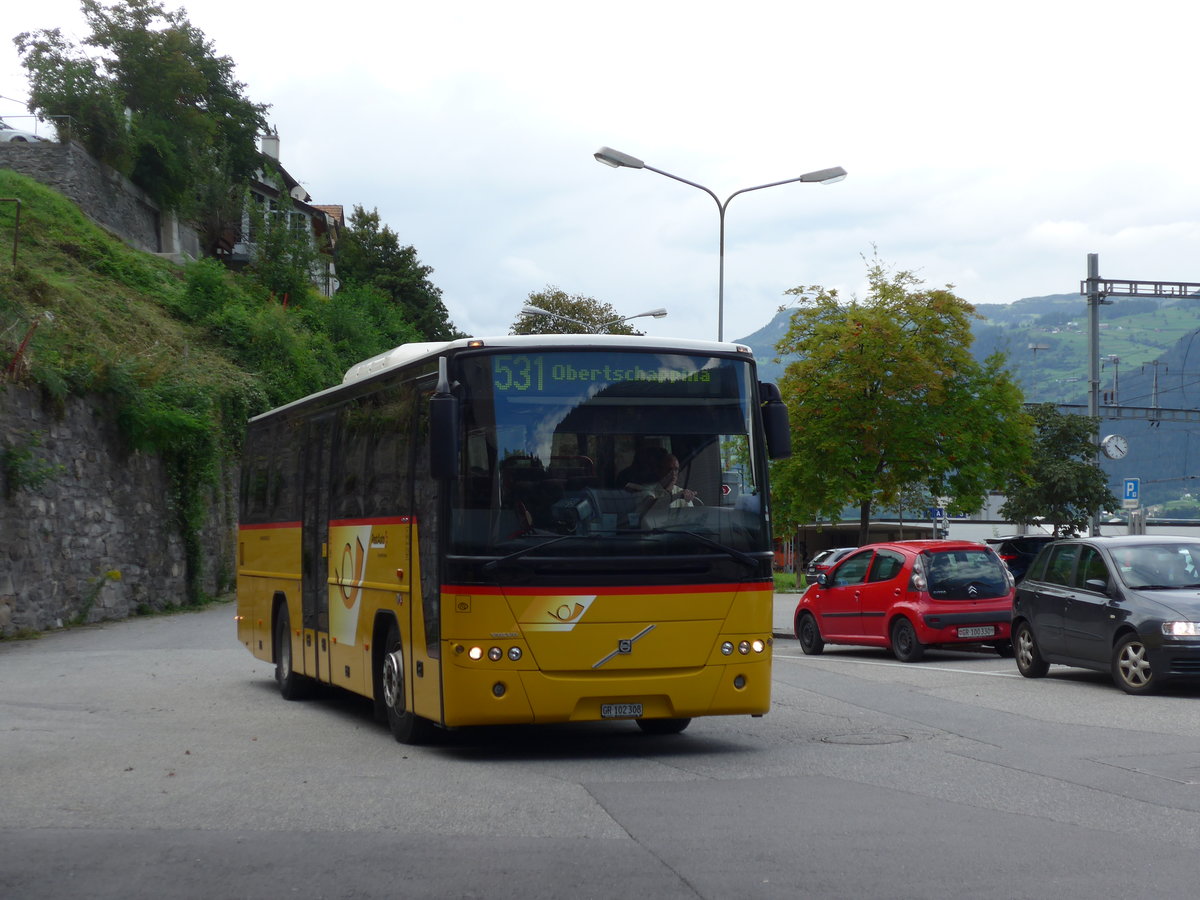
[10, 26, 130, 168]
[15, 0, 268, 215]
[772, 255, 1033, 545]
[335, 206, 458, 341]
[243, 190, 323, 306]
[1000, 404, 1118, 535]
[510, 286, 645, 335]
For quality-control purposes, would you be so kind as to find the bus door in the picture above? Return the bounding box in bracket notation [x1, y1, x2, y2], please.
[301, 412, 336, 682]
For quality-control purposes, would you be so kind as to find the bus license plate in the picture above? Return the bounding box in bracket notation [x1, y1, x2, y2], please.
[601, 703, 642, 719]
[958, 626, 995, 638]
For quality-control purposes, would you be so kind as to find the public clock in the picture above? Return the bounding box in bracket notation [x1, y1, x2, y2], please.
[1101, 434, 1129, 460]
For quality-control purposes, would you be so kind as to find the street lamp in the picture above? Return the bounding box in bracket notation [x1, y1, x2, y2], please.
[1028, 343, 1050, 400]
[594, 146, 846, 341]
[520, 305, 667, 334]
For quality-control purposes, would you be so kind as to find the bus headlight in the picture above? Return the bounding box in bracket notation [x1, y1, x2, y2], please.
[488, 646, 503, 661]
[721, 641, 734, 656]
[468, 646, 483, 660]
[508, 646, 522, 661]
[738, 640, 751, 655]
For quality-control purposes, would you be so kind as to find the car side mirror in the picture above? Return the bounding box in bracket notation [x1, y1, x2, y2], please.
[816, 573, 827, 587]
[1084, 578, 1109, 593]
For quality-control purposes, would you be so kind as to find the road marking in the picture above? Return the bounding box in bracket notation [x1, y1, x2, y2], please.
[774, 651, 1023, 678]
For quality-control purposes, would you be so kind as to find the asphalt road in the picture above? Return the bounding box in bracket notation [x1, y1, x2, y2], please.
[4, 600, 1200, 899]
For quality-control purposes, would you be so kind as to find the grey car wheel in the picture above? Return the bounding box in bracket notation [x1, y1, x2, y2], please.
[1112, 634, 1160, 695]
[1013, 620, 1049, 678]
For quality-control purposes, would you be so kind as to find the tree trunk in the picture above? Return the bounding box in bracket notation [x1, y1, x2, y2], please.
[858, 499, 872, 546]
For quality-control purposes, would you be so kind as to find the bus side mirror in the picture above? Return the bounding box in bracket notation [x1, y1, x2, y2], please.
[429, 392, 459, 479]
[760, 382, 792, 460]
[430, 357, 459, 479]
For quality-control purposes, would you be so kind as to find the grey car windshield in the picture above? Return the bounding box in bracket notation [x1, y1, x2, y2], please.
[448, 350, 769, 559]
[1111, 544, 1200, 589]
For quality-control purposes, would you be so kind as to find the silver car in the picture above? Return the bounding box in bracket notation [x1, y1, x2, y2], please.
[1, 121, 49, 142]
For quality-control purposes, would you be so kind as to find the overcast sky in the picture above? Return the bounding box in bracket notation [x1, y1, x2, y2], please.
[5, 0, 1200, 344]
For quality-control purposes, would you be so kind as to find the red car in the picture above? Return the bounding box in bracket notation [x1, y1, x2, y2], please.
[793, 540, 1015, 661]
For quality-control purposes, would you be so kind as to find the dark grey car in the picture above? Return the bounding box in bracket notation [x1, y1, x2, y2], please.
[1012, 535, 1200, 694]
[985, 534, 1059, 582]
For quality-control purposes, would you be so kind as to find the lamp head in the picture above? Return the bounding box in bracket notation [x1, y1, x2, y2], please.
[798, 166, 847, 185]
[594, 146, 645, 169]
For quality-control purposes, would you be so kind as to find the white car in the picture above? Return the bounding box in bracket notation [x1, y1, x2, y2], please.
[1, 121, 48, 142]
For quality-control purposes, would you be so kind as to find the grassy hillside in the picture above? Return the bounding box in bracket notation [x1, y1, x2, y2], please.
[0, 170, 266, 451]
[0, 169, 412, 598]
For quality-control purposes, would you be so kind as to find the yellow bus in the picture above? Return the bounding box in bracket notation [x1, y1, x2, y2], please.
[236, 334, 791, 742]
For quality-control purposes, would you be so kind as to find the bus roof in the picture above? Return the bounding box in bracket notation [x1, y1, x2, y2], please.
[251, 333, 756, 422]
[341, 333, 754, 385]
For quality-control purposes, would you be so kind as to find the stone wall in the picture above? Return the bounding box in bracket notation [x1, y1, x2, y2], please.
[0, 139, 200, 259]
[0, 385, 237, 635]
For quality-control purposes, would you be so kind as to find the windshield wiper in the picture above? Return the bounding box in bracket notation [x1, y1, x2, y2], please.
[483, 534, 587, 572]
[645, 527, 759, 568]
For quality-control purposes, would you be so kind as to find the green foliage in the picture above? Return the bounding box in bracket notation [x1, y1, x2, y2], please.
[73, 569, 122, 625]
[510, 286, 643, 335]
[1, 432, 64, 501]
[772, 253, 1034, 544]
[299, 283, 422, 369]
[773, 571, 799, 593]
[1000, 403, 1118, 535]
[15, 0, 268, 216]
[336, 205, 459, 340]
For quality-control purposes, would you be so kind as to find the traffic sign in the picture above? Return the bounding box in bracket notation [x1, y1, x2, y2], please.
[1122, 477, 1140, 509]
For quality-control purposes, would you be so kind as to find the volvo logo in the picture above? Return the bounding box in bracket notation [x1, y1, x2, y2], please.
[593, 625, 656, 669]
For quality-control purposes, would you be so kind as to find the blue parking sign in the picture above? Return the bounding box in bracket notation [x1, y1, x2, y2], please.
[1122, 478, 1140, 508]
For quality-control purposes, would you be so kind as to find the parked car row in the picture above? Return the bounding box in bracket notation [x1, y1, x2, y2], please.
[794, 535, 1200, 695]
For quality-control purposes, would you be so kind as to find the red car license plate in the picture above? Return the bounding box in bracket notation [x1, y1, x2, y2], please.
[958, 625, 995, 639]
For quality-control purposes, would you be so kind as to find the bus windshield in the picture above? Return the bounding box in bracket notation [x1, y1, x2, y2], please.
[449, 349, 770, 573]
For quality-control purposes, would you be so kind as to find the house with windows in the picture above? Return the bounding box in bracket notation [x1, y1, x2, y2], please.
[218, 131, 341, 297]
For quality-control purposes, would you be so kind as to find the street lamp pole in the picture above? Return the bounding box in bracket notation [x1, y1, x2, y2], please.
[520, 305, 667, 334]
[594, 147, 846, 342]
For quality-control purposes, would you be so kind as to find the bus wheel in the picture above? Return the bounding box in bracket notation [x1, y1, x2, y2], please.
[381, 622, 435, 744]
[274, 607, 313, 700]
[636, 717, 691, 735]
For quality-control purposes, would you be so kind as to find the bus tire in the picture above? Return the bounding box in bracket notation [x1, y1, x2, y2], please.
[274, 607, 313, 700]
[636, 717, 691, 735]
[381, 621, 435, 744]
